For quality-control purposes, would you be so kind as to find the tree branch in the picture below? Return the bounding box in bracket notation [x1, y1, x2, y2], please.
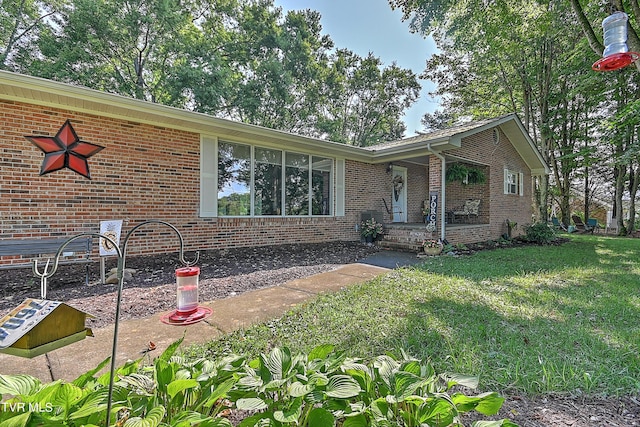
[569, 0, 604, 56]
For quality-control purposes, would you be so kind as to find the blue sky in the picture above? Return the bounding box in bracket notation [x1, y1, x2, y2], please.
[273, 0, 439, 136]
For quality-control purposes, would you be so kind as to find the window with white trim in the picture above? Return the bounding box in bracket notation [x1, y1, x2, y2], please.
[504, 169, 524, 196]
[201, 138, 339, 217]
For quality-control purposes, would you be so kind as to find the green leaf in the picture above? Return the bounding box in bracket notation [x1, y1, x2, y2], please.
[0, 411, 31, 427]
[308, 344, 334, 361]
[342, 414, 368, 427]
[472, 420, 519, 427]
[325, 375, 361, 398]
[443, 373, 479, 390]
[273, 397, 302, 423]
[122, 406, 166, 427]
[260, 347, 291, 381]
[235, 397, 268, 411]
[51, 383, 84, 416]
[68, 390, 109, 419]
[0, 375, 41, 397]
[237, 412, 271, 427]
[167, 379, 199, 399]
[419, 397, 456, 427]
[171, 411, 233, 427]
[155, 359, 175, 392]
[159, 337, 185, 362]
[453, 392, 505, 416]
[307, 407, 334, 426]
[393, 371, 424, 400]
[118, 373, 156, 395]
[72, 357, 111, 387]
[202, 378, 237, 409]
[288, 381, 313, 397]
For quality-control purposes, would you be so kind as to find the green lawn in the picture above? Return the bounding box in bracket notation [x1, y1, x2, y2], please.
[188, 234, 640, 397]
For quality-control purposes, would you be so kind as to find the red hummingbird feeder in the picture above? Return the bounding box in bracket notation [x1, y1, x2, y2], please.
[161, 266, 212, 325]
[592, 11, 639, 71]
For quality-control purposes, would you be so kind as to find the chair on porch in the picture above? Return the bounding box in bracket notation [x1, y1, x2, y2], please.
[452, 199, 481, 223]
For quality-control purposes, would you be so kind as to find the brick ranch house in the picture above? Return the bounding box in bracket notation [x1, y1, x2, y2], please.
[0, 71, 548, 265]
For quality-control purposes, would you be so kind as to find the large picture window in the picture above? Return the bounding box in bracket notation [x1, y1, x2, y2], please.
[210, 139, 335, 217]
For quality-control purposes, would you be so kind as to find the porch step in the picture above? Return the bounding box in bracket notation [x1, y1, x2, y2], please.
[379, 224, 430, 252]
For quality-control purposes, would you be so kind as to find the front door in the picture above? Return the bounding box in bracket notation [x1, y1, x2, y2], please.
[391, 166, 407, 222]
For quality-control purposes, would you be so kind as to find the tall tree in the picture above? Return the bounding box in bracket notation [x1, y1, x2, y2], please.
[24, 0, 204, 103]
[0, 0, 65, 69]
[390, 0, 620, 225]
[318, 49, 420, 146]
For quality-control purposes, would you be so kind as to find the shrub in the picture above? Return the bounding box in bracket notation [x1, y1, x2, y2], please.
[522, 222, 556, 244]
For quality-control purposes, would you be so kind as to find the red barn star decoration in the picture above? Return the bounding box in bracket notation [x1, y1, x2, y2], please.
[25, 120, 104, 179]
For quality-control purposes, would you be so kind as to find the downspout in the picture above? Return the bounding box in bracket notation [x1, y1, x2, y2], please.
[427, 144, 446, 241]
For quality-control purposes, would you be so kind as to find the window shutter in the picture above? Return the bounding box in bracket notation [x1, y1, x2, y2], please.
[519, 172, 524, 196]
[335, 158, 345, 216]
[200, 136, 218, 217]
[504, 168, 509, 194]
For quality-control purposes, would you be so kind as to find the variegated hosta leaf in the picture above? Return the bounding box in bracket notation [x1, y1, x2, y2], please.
[472, 420, 520, 427]
[273, 397, 302, 423]
[0, 411, 31, 427]
[260, 347, 291, 381]
[122, 405, 166, 427]
[237, 375, 263, 390]
[235, 397, 268, 411]
[0, 375, 41, 397]
[325, 375, 361, 398]
[118, 374, 156, 395]
[307, 372, 329, 387]
[262, 378, 289, 391]
[171, 410, 233, 427]
[393, 371, 424, 400]
[51, 383, 84, 412]
[288, 381, 314, 397]
[399, 360, 422, 376]
[68, 390, 110, 419]
[443, 372, 479, 390]
[175, 369, 192, 380]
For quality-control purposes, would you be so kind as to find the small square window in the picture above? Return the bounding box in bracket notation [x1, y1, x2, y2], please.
[504, 169, 523, 195]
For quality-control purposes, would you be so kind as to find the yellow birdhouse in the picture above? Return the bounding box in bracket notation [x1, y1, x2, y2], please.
[0, 298, 93, 358]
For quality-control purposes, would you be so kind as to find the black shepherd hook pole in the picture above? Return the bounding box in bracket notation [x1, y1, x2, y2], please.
[33, 220, 198, 426]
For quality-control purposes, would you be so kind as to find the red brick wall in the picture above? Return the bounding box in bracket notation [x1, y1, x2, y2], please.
[0, 100, 536, 265]
[434, 128, 533, 242]
[0, 101, 372, 265]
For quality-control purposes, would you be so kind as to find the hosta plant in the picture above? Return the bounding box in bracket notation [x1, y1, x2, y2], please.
[0, 341, 518, 427]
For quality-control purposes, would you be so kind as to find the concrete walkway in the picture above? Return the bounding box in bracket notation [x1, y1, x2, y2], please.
[0, 262, 392, 382]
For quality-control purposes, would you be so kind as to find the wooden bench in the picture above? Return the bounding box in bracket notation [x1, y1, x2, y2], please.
[0, 237, 93, 285]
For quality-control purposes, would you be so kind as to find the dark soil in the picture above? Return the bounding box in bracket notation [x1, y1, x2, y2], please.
[1, 239, 638, 426]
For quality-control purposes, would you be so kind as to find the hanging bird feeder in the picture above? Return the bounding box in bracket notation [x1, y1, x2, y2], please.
[161, 266, 212, 325]
[593, 11, 639, 71]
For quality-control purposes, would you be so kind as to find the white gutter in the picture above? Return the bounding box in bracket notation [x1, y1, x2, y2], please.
[428, 144, 447, 241]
